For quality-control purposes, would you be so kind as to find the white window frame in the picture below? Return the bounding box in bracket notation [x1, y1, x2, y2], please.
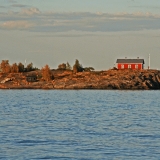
[135, 64, 138, 69]
[128, 64, 131, 69]
[121, 64, 124, 69]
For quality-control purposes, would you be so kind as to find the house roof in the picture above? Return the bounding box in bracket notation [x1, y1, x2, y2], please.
[116, 59, 145, 64]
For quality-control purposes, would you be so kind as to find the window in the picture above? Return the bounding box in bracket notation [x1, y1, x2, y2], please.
[135, 64, 138, 69]
[128, 64, 131, 69]
[121, 64, 124, 69]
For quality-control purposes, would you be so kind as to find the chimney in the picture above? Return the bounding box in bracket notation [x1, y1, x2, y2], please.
[137, 57, 139, 59]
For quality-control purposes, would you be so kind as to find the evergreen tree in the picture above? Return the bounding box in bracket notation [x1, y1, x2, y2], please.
[26, 63, 33, 72]
[18, 62, 24, 72]
[73, 59, 83, 73]
[66, 62, 72, 70]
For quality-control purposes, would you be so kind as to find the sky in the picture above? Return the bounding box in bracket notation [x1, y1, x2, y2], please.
[0, 0, 160, 70]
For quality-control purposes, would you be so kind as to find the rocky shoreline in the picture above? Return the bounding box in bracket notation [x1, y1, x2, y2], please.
[0, 69, 160, 90]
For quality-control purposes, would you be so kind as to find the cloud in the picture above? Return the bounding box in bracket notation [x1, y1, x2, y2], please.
[7, 0, 17, 3]
[0, 9, 160, 32]
[11, 4, 29, 8]
[130, 5, 160, 10]
[1, 21, 34, 29]
[96, 12, 160, 19]
[35, 11, 160, 32]
[0, 6, 6, 8]
[20, 7, 40, 15]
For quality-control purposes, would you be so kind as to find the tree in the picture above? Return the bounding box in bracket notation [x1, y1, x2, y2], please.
[18, 62, 24, 72]
[58, 62, 72, 70]
[5, 65, 11, 73]
[0, 60, 11, 73]
[26, 63, 33, 72]
[58, 63, 66, 70]
[73, 59, 83, 73]
[84, 67, 95, 72]
[11, 63, 19, 73]
[41, 65, 53, 81]
[66, 62, 72, 70]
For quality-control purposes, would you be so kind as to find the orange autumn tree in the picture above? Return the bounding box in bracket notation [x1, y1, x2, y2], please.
[11, 63, 19, 73]
[41, 65, 53, 81]
[0, 60, 11, 73]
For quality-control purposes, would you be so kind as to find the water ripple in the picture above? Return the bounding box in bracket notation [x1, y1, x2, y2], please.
[0, 90, 160, 159]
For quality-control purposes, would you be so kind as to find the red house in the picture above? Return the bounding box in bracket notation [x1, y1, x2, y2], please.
[116, 58, 145, 70]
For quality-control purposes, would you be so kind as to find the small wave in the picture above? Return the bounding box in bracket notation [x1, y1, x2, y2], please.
[17, 140, 48, 144]
[132, 134, 160, 139]
[34, 156, 73, 159]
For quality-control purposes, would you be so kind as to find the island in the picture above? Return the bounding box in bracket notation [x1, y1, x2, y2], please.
[0, 59, 160, 90]
[0, 68, 160, 90]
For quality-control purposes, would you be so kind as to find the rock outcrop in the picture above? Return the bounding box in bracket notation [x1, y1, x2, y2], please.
[0, 69, 160, 89]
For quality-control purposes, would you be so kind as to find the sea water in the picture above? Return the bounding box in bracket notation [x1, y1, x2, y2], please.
[0, 90, 160, 160]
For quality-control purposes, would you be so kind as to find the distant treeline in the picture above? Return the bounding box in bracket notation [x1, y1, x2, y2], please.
[0, 59, 94, 73]
[0, 59, 94, 81]
[0, 60, 37, 73]
[58, 59, 94, 72]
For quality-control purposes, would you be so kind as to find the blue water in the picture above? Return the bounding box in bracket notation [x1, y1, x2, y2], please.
[0, 90, 160, 160]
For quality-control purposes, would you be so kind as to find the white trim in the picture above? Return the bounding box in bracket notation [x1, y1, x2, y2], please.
[128, 64, 131, 69]
[121, 64, 124, 69]
[117, 63, 143, 64]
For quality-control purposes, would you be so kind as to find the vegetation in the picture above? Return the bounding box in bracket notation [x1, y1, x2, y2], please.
[41, 64, 53, 81]
[0, 59, 95, 84]
[73, 59, 84, 73]
[11, 63, 19, 73]
[26, 63, 33, 72]
[57, 59, 94, 73]
[66, 62, 72, 70]
[0, 60, 38, 73]
[83, 67, 95, 72]
[0, 60, 11, 73]
[58, 62, 72, 70]
[58, 63, 67, 70]
[18, 62, 24, 72]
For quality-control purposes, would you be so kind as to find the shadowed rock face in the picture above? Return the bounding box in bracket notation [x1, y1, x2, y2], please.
[0, 69, 160, 89]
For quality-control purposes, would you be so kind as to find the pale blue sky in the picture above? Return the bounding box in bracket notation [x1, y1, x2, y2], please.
[2, 0, 160, 13]
[0, 0, 160, 70]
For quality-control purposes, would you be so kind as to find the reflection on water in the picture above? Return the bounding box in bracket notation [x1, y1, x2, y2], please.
[0, 90, 160, 159]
